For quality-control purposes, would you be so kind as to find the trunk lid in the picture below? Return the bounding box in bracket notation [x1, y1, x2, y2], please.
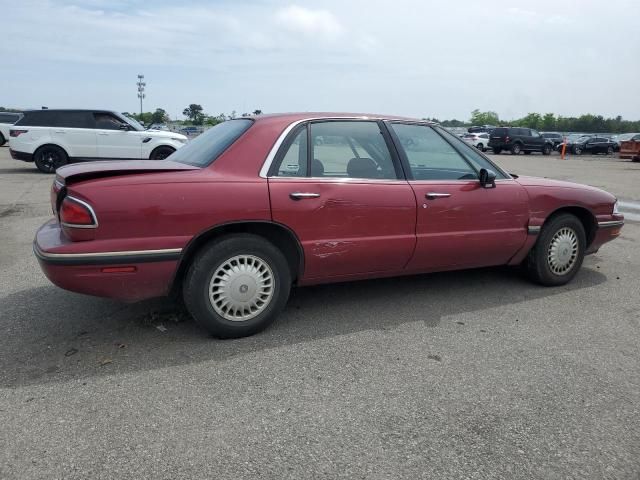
[55, 160, 199, 185]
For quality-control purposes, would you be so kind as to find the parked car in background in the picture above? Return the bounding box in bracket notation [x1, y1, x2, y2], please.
[571, 136, 615, 155]
[462, 132, 490, 151]
[9, 109, 188, 173]
[147, 123, 171, 131]
[33, 112, 623, 338]
[614, 133, 640, 150]
[0, 111, 23, 146]
[541, 132, 563, 149]
[468, 125, 495, 134]
[179, 126, 204, 137]
[488, 127, 553, 155]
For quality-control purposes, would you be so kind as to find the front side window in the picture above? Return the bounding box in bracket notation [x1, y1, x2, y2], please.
[169, 119, 253, 167]
[390, 123, 476, 181]
[309, 121, 397, 179]
[435, 127, 508, 179]
[94, 113, 127, 130]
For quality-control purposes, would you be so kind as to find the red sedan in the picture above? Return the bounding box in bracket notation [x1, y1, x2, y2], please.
[34, 113, 624, 338]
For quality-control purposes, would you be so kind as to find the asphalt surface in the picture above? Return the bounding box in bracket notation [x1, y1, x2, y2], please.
[1, 147, 639, 479]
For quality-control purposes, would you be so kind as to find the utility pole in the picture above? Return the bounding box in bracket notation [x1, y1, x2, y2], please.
[137, 74, 146, 116]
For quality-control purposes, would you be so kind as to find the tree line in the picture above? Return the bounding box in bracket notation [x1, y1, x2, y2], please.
[123, 105, 263, 126]
[429, 110, 640, 133]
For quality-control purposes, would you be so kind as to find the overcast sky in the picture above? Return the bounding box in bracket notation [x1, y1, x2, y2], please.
[2, 0, 639, 121]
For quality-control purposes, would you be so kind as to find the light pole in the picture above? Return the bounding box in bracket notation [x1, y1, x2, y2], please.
[137, 74, 146, 116]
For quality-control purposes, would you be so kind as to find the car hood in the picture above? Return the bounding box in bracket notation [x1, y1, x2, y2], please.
[515, 175, 615, 197]
[144, 130, 187, 140]
[56, 160, 199, 185]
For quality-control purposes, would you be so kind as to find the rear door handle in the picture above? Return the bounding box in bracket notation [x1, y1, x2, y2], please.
[290, 192, 320, 200]
[426, 192, 451, 199]
[53, 130, 65, 134]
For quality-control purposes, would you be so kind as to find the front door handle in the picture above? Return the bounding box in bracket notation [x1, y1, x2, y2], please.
[425, 192, 451, 199]
[290, 192, 320, 200]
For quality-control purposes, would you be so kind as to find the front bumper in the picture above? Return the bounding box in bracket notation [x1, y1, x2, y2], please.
[586, 216, 625, 254]
[34, 220, 180, 301]
[10, 149, 33, 162]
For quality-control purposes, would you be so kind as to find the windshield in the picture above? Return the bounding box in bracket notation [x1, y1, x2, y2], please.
[169, 119, 253, 167]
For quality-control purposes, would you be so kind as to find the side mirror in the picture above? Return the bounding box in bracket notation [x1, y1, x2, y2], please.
[119, 123, 131, 131]
[479, 168, 496, 188]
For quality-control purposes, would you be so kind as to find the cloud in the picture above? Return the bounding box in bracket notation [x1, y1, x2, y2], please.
[275, 5, 344, 41]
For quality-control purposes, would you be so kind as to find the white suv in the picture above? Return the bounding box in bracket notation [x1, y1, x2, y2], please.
[9, 109, 187, 173]
[0, 111, 23, 146]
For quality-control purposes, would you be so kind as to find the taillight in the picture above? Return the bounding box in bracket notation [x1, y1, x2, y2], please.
[60, 196, 97, 228]
[10, 129, 28, 137]
[505, 136, 511, 143]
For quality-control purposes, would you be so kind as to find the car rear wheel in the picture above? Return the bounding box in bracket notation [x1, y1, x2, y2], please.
[150, 146, 176, 160]
[607, 146, 614, 155]
[510, 143, 522, 155]
[524, 213, 586, 286]
[573, 146, 583, 155]
[183, 234, 291, 338]
[542, 144, 552, 155]
[34, 145, 68, 173]
[476, 143, 484, 151]
[0, 133, 5, 146]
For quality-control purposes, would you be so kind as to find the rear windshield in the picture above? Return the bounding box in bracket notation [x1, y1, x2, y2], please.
[169, 119, 253, 167]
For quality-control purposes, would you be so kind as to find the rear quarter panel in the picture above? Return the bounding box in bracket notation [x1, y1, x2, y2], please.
[9, 126, 52, 154]
[65, 169, 271, 254]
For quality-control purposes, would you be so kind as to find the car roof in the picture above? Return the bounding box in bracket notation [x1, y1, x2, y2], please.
[251, 112, 431, 124]
[22, 109, 118, 114]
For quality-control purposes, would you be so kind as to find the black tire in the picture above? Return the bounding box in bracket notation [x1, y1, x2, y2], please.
[606, 146, 613, 155]
[476, 143, 484, 152]
[492, 148, 502, 155]
[542, 144, 552, 155]
[0, 133, 5, 146]
[573, 146, 583, 156]
[150, 146, 176, 160]
[510, 143, 522, 155]
[34, 145, 68, 173]
[524, 213, 586, 286]
[183, 234, 292, 338]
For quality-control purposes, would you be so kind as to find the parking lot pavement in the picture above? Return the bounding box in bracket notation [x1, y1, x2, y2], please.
[1, 146, 639, 479]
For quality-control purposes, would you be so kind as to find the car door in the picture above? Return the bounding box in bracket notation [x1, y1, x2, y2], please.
[387, 122, 529, 271]
[267, 120, 417, 281]
[50, 111, 97, 159]
[529, 129, 544, 151]
[93, 112, 143, 159]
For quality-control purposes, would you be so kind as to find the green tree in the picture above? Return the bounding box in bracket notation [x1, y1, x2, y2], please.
[182, 104, 205, 125]
[151, 108, 169, 124]
[541, 113, 556, 131]
[470, 109, 499, 126]
[252, 109, 263, 115]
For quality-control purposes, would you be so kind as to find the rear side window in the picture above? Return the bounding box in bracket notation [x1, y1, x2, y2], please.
[55, 111, 94, 129]
[492, 128, 508, 136]
[14, 111, 58, 127]
[273, 126, 308, 177]
[169, 119, 253, 167]
[0, 113, 20, 124]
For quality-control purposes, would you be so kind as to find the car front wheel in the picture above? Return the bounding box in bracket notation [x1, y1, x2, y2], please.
[542, 144, 552, 155]
[34, 145, 68, 173]
[524, 213, 586, 286]
[183, 234, 291, 338]
[150, 146, 176, 160]
[573, 146, 583, 155]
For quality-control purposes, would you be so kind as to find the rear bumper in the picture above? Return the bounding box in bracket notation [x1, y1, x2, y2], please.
[34, 220, 180, 301]
[10, 149, 33, 162]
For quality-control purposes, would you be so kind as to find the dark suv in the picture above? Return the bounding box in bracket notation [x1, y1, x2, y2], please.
[488, 127, 553, 155]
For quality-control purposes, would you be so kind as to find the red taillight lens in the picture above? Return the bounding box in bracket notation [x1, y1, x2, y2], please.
[10, 129, 28, 137]
[60, 197, 96, 227]
[505, 136, 510, 143]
